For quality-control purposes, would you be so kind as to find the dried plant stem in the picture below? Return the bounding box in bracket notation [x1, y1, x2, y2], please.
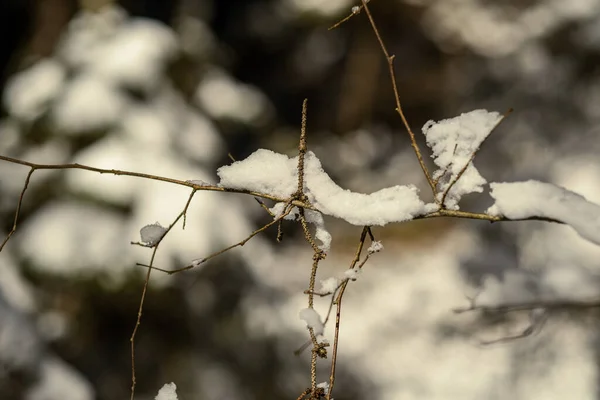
[360, 0, 436, 198]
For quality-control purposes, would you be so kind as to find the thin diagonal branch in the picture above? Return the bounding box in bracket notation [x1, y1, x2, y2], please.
[130, 188, 198, 400]
[130, 245, 156, 400]
[328, 3, 363, 30]
[0, 168, 34, 252]
[327, 226, 371, 400]
[140, 204, 295, 275]
[360, 0, 436, 197]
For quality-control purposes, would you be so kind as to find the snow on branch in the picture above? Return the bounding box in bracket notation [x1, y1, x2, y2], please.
[487, 180, 600, 245]
[218, 149, 426, 226]
[139, 223, 167, 247]
[155, 382, 178, 400]
[270, 203, 332, 252]
[299, 307, 325, 336]
[423, 109, 502, 209]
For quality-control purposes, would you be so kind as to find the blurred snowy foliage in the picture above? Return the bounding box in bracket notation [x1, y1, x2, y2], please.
[2, 0, 600, 399]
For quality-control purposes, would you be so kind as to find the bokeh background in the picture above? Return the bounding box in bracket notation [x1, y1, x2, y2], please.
[2, 0, 600, 399]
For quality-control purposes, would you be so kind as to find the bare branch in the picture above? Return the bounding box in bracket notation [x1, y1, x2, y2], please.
[295, 388, 311, 400]
[327, 226, 371, 400]
[417, 209, 562, 224]
[328, 3, 363, 30]
[454, 298, 600, 314]
[130, 188, 198, 400]
[0, 154, 316, 213]
[477, 309, 548, 346]
[140, 204, 295, 275]
[298, 98, 308, 196]
[360, 0, 436, 198]
[0, 168, 34, 252]
[130, 245, 156, 400]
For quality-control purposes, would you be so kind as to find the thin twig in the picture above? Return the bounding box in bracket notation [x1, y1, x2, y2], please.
[298, 208, 325, 395]
[0, 168, 34, 252]
[0, 154, 316, 211]
[416, 209, 562, 224]
[295, 388, 311, 400]
[327, 226, 370, 400]
[297, 98, 308, 196]
[139, 205, 295, 275]
[130, 246, 156, 400]
[478, 309, 548, 346]
[0, 154, 565, 257]
[440, 108, 513, 207]
[130, 188, 198, 400]
[328, 3, 363, 30]
[360, 0, 436, 197]
[453, 298, 600, 314]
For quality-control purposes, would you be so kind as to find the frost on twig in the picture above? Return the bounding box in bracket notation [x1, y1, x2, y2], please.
[488, 180, 600, 245]
[423, 109, 502, 209]
[218, 149, 426, 226]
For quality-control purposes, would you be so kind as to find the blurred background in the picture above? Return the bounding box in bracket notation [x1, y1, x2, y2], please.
[2, 0, 600, 399]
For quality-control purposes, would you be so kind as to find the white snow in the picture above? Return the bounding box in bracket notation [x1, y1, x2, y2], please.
[26, 357, 93, 400]
[58, 6, 128, 68]
[319, 277, 340, 294]
[487, 180, 600, 245]
[88, 19, 178, 92]
[218, 149, 426, 226]
[368, 240, 384, 254]
[305, 210, 332, 252]
[155, 382, 178, 400]
[17, 202, 132, 276]
[423, 109, 502, 209]
[219, 149, 297, 198]
[196, 70, 269, 124]
[59, 7, 178, 93]
[299, 307, 324, 336]
[52, 74, 127, 134]
[343, 268, 361, 281]
[140, 223, 167, 246]
[186, 179, 212, 187]
[317, 381, 330, 395]
[286, 0, 352, 18]
[3, 59, 66, 122]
